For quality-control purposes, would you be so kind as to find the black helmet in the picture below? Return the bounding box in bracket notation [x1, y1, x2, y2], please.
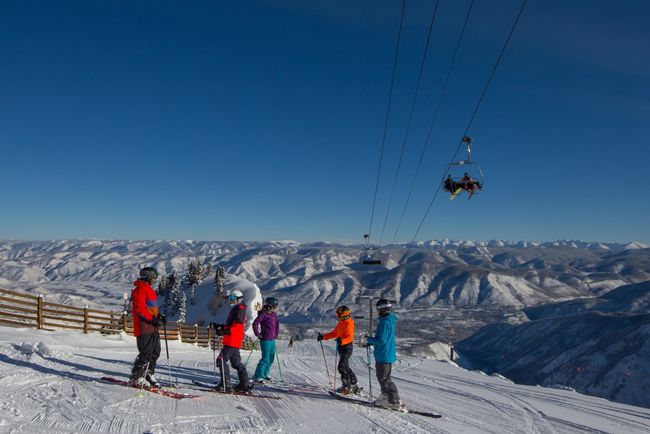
[336, 305, 351, 319]
[264, 297, 279, 309]
[376, 298, 392, 311]
[139, 267, 158, 284]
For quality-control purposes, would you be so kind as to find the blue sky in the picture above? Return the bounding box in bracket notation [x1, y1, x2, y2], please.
[1, 0, 648, 243]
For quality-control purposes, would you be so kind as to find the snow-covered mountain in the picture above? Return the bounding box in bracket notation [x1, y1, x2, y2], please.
[457, 281, 650, 408]
[1, 240, 648, 311]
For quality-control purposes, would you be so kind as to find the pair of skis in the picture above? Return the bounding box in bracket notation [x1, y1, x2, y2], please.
[449, 186, 478, 200]
[100, 376, 199, 400]
[100, 377, 279, 400]
[327, 390, 442, 419]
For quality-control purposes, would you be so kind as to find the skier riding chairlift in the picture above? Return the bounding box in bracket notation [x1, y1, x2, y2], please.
[442, 136, 484, 199]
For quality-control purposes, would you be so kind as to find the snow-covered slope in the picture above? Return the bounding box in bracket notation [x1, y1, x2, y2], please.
[1, 326, 649, 433]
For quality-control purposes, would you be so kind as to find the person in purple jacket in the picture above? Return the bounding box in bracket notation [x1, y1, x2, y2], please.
[253, 297, 280, 383]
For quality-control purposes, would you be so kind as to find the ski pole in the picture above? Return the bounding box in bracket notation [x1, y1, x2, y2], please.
[244, 347, 254, 367]
[366, 344, 372, 399]
[333, 348, 338, 392]
[319, 340, 334, 390]
[162, 320, 173, 387]
[220, 352, 227, 393]
[137, 360, 150, 397]
[212, 335, 217, 377]
[275, 343, 283, 383]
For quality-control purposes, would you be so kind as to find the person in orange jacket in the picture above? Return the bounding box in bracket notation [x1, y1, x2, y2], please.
[129, 267, 165, 387]
[317, 305, 359, 394]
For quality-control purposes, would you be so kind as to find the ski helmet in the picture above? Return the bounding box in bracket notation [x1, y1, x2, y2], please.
[139, 267, 158, 284]
[376, 298, 392, 311]
[229, 289, 244, 303]
[336, 305, 351, 319]
[264, 297, 279, 310]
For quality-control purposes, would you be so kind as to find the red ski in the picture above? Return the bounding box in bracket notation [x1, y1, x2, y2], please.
[101, 376, 200, 399]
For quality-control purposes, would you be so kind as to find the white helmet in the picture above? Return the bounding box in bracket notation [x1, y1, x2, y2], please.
[229, 289, 244, 303]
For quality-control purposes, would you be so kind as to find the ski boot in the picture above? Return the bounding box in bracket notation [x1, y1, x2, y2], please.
[129, 377, 149, 388]
[336, 386, 351, 395]
[234, 382, 254, 393]
[145, 373, 158, 387]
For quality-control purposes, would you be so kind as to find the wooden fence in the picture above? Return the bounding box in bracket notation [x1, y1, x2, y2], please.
[0, 288, 258, 350]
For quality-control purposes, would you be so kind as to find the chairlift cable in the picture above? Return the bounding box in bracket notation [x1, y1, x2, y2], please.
[411, 0, 529, 243]
[391, 0, 475, 244]
[366, 0, 407, 249]
[377, 0, 440, 248]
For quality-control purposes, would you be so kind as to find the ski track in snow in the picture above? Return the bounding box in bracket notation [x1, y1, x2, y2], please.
[0, 328, 649, 433]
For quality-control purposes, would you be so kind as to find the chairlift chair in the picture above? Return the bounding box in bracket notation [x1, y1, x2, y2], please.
[360, 234, 383, 265]
[441, 136, 484, 197]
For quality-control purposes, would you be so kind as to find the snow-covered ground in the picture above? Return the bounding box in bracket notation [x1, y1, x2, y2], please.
[1, 326, 648, 433]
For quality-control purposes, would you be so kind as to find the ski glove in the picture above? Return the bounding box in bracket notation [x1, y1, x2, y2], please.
[317, 333, 323, 342]
[157, 313, 166, 324]
[210, 323, 230, 336]
[150, 316, 161, 328]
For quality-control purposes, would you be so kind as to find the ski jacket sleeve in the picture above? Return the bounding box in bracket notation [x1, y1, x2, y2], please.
[367, 318, 389, 347]
[275, 313, 279, 338]
[252, 312, 263, 339]
[323, 318, 354, 346]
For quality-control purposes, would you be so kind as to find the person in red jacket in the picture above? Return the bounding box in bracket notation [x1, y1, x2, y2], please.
[211, 289, 252, 392]
[129, 267, 164, 387]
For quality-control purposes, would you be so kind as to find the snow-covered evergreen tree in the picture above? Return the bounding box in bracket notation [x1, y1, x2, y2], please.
[157, 274, 168, 296]
[185, 260, 203, 305]
[168, 272, 180, 314]
[178, 290, 187, 324]
[215, 266, 226, 295]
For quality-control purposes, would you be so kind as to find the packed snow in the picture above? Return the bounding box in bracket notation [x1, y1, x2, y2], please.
[0, 326, 649, 433]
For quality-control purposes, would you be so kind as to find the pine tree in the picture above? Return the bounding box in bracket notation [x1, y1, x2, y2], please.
[185, 260, 203, 305]
[205, 263, 213, 279]
[215, 266, 226, 295]
[168, 272, 180, 315]
[157, 274, 169, 297]
[178, 290, 187, 324]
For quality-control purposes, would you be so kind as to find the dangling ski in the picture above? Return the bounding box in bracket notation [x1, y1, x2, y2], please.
[100, 377, 199, 399]
[327, 390, 441, 419]
[449, 188, 463, 201]
[191, 379, 281, 400]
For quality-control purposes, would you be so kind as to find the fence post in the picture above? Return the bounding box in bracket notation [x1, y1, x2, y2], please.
[37, 295, 44, 329]
[194, 324, 198, 345]
[177, 323, 183, 342]
[122, 311, 127, 333]
[83, 305, 89, 334]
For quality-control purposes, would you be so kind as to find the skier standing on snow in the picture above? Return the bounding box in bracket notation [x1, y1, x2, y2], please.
[252, 297, 280, 383]
[211, 289, 252, 392]
[129, 267, 165, 387]
[366, 299, 401, 409]
[317, 305, 359, 394]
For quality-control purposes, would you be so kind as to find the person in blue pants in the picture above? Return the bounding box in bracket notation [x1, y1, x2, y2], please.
[253, 297, 280, 383]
